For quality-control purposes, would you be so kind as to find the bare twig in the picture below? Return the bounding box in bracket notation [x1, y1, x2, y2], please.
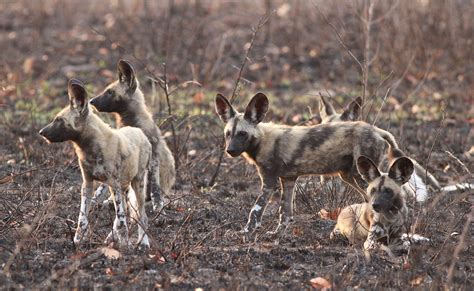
[208, 12, 271, 187]
[313, 2, 364, 87]
[158, 62, 179, 172]
[372, 87, 391, 126]
[446, 206, 473, 286]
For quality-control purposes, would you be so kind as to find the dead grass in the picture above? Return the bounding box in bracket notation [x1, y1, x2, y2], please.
[0, 0, 472, 289]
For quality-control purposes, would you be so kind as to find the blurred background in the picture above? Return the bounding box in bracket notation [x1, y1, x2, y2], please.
[0, 0, 472, 289]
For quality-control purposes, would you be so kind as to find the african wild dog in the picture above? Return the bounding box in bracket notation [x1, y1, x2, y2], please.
[308, 95, 362, 125]
[215, 92, 404, 233]
[330, 154, 413, 251]
[90, 59, 176, 211]
[39, 79, 151, 249]
[313, 95, 441, 202]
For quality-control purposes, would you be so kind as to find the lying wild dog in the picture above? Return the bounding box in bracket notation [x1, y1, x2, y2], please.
[313, 95, 441, 202]
[330, 154, 413, 251]
[90, 59, 176, 211]
[39, 79, 151, 249]
[215, 92, 404, 233]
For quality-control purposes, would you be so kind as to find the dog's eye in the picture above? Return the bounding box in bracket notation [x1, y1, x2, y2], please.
[225, 131, 231, 137]
[237, 131, 248, 138]
[106, 89, 113, 96]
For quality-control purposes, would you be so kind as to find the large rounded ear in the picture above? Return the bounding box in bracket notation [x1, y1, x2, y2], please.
[68, 78, 88, 112]
[244, 93, 269, 124]
[388, 157, 414, 185]
[319, 95, 336, 120]
[117, 59, 137, 93]
[215, 93, 235, 123]
[340, 96, 362, 121]
[357, 156, 381, 183]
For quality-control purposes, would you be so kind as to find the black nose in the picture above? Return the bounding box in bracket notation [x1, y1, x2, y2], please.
[90, 98, 97, 105]
[372, 202, 381, 212]
[39, 128, 45, 136]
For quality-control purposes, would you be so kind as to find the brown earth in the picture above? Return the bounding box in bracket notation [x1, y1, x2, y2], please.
[1, 0, 472, 289]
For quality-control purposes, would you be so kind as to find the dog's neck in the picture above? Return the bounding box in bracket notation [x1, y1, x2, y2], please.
[73, 113, 112, 160]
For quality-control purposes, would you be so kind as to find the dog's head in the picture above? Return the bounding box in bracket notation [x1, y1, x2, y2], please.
[357, 155, 413, 215]
[90, 59, 142, 113]
[309, 95, 362, 125]
[39, 79, 89, 143]
[215, 93, 269, 157]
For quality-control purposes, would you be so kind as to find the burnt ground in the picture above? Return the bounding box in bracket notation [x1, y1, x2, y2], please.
[1, 0, 473, 289]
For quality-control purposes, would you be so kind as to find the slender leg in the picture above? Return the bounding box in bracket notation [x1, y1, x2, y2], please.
[148, 151, 163, 212]
[92, 183, 109, 204]
[106, 185, 130, 248]
[270, 179, 296, 234]
[132, 174, 150, 249]
[243, 173, 279, 233]
[74, 179, 93, 246]
[363, 220, 385, 250]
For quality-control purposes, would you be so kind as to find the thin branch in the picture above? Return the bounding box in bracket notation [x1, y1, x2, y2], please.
[208, 12, 271, 187]
[372, 87, 391, 126]
[446, 206, 473, 286]
[312, 2, 364, 75]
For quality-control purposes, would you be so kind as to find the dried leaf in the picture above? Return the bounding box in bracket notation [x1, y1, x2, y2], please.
[105, 267, 114, 276]
[193, 92, 204, 104]
[318, 208, 341, 221]
[0, 175, 13, 184]
[310, 277, 332, 289]
[100, 247, 121, 260]
[410, 276, 424, 286]
[23, 57, 35, 74]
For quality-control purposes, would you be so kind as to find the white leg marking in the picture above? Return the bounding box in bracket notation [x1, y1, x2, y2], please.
[112, 190, 129, 247]
[74, 195, 90, 245]
[92, 184, 109, 204]
[251, 204, 262, 212]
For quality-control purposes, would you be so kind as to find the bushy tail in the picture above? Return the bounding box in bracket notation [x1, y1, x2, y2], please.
[375, 127, 402, 160]
[376, 127, 441, 191]
[441, 183, 474, 193]
[410, 159, 441, 190]
[158, 138, 176, 196]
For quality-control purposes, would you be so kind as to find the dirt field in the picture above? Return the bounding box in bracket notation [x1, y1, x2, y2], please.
[1, 0, 472, 289]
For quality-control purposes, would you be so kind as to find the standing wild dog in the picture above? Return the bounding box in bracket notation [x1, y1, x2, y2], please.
[313, 95, 441, 202]
[39, 79, 151, 249]
[90, 59, 176, 211]
[330, 153, 413, 251]
[215, 93, 404, 233]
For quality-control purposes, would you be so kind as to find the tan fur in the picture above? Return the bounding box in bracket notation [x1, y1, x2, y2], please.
[215, 93, 401, 233]
[315, 95, 441, 197]
[90, 60, 176, 211]
[39, 79, 151, 249]
[331, 156, 412, 250]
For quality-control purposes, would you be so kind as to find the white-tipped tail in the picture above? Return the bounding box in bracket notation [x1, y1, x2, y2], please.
[441, 183, 474, 192]
[407, 172, 430, 202]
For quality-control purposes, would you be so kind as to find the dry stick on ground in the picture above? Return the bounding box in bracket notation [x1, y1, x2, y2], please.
[208, 13, 271, 187]
[446, 206, 473, 286]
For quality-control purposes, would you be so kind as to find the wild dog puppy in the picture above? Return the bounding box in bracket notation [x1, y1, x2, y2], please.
[330, 155, 413, 251]
[215, 93, 402, 233]
[314, 95, 441, 202]
[39, 79, 151, 249]
[90, 59, 176, 211]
